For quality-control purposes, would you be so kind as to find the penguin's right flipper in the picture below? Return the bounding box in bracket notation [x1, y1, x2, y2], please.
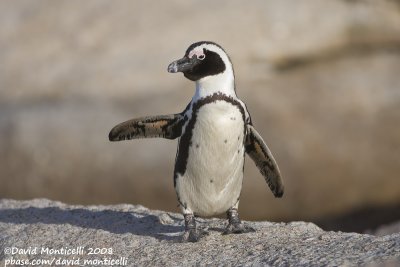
[109, 114, 186, 141]
[245, 125, 284, 197]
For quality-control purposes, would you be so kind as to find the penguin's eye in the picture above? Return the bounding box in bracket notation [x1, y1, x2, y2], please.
[198, 54, 205, 60]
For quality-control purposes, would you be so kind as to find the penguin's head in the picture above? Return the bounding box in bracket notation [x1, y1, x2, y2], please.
[168, 41, 233, 82]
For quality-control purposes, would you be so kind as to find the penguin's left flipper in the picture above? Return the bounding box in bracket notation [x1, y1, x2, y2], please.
[245, 125, 284, 197]
[109, 114, 185, 141]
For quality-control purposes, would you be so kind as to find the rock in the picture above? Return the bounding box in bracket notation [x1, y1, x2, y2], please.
[1, 199, 399, 266]
[367, 221, 400, 236]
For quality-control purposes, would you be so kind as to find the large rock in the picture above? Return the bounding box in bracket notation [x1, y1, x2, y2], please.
[1, 199, 399, 266]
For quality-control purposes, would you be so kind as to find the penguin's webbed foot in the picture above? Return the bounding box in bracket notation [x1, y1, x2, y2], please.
[182, 228, 208, 242]
[222, 207, 255, 235]
[223, 222, 255, 235]
[181, 213, 208, 243]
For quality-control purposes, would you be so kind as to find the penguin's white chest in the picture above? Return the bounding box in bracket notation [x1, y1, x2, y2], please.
[175, 101, 245, 216]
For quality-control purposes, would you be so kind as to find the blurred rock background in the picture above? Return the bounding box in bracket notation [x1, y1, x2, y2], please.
[1, 0, 399, 232]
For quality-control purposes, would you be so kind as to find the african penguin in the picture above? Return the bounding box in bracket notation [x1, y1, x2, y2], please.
[109, 41, 284, 242]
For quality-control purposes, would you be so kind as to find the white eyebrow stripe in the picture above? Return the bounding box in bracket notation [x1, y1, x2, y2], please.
[188, 48, 205, 59]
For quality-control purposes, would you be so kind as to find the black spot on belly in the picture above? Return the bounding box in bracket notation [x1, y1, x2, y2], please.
[196, 143, 199, 148]
[224, 139, 227, 144]
[210, 179, 213, 183]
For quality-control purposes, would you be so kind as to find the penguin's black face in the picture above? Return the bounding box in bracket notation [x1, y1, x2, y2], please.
[168, 42, 227, 81]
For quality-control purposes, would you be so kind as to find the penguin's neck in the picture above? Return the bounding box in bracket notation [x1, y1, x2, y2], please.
[193, 70, 236, 101]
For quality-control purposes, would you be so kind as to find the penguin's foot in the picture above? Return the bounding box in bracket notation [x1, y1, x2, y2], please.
[181, 213, 208, 243]
[222, 207, 255, 235]
[182, 228, 208, 242]
[223, 222, 255, 235]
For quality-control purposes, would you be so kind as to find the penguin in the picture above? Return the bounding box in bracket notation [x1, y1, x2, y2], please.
[109, 41, 284, 242]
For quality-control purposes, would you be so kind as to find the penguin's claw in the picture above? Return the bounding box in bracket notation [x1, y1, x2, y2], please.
[182, 228, 209, 243]
[222, 222, 256, 235]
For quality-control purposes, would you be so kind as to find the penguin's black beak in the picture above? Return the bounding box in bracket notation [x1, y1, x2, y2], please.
[167, 56, 199, 73]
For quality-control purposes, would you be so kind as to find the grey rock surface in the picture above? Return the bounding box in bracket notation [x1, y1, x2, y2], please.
[1, 199, 399, 266]
[367, 221, 400, 237]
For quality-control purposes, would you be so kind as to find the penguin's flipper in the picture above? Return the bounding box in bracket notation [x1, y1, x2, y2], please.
[245, 125, 284, 197]
[109, 114, 185, 141]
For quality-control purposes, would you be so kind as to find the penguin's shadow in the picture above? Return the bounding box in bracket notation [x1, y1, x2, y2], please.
[0, 206, 183, 241]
